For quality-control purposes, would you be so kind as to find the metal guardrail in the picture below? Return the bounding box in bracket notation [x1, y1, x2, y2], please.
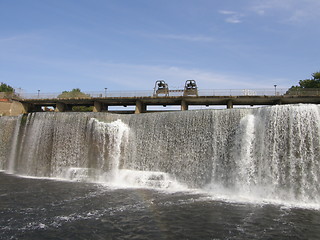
[2, 88, 320, 100]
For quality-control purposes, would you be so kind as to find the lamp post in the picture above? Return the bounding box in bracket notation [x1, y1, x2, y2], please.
[104, 88, 107, 97]
[37, 90, 40, 98]
[274, 85, 277, 96]
[17, 87, 22, 97]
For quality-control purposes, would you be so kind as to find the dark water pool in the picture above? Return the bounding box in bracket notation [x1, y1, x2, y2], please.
[1, 172, 320, 240]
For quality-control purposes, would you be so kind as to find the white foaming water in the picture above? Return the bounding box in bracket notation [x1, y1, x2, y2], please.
[233, 114, 256, 191]
[64, 167, 102, 182]
[108, 169, 187, 191]
[87, 118, 130, 181]
[86, 119, 185, 191]
[201, 184, 320, 210]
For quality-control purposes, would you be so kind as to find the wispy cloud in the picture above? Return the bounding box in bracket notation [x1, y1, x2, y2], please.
[1, 49, 287, 93]
[0, 33, 41, 43]
[249, 0, 320, 23]
[219, 0, 320, 25]
[69, 61, 275, 90]
[219, 10, 244, 24]
[155, 34, 215, 42]
[125, 31, 216, 43]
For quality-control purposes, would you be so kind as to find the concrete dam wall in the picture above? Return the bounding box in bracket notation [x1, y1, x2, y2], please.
[0, 104, 320, 206]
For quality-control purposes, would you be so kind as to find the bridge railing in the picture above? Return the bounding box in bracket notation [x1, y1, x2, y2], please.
[14, 88, 320, 99]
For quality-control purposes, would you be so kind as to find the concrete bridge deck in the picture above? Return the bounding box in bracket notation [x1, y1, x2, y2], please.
[1, 88, 320, 116]
[19, 94, 320, 114]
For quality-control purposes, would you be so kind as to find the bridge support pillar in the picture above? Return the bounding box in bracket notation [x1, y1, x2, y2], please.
[93, 101, 102, 112]
[93, 102, 108, 112]
[0, 100, 29, 116]
[227, 100, 233, 109]
[55, 102, 66, 112]
[135, 100, 146, 114]
[181, 100, 188, 111]
[20, 102, 40, 113]
[21, 102, 33, 113]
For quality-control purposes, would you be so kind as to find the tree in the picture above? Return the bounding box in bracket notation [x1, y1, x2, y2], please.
[287, 71, 320, 95]
[57, 88, 90, 98]
[291, 71, 320, 89]
[311, 72, 320, 81]
[57, 88, 93, 112]
[72, 106, 94, 112]
[0, 82, 14, 92]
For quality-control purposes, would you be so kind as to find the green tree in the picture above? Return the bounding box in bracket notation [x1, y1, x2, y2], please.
[72, 106, 94, 112]
[57, 88, 92, 112]
[57, 88, 90, 98]
[287, 71, 320, 95]
[0, 82, 14, 92]
[311, 72, 320, 81]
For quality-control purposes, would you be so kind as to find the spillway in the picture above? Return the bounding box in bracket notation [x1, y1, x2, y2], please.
[0, 104, 319, 205]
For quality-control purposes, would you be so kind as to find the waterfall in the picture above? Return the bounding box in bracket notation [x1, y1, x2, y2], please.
[7, 115, 23, 173]
[233, 114, 256, 191]
[0, 116, 18, 170]
[0, 104, 319, 205]
[87, 118, 130, 181]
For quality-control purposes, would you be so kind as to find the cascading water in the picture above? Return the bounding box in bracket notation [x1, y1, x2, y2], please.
[7, 115, 23, 173]
[0, 104, 319, 206]
[86, 117, 184, 189]
[86, 118, 130, 181]
[0, 116, 18, 170]
[233, 114, 256, 191]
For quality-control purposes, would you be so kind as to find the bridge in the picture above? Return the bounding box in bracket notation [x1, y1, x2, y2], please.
[1, 87, 320, 116]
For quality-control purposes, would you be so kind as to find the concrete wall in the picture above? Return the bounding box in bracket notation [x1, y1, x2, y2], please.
[0, 100, 26, 116]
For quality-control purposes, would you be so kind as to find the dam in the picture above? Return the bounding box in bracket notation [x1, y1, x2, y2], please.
[1, 104, 320, 204]
[1, 104, 320, 239]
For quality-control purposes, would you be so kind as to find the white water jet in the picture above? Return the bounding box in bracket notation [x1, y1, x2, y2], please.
[88, 118, 130, 181]
[233, 114, 256, 191]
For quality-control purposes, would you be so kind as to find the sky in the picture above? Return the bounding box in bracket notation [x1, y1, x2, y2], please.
[0, 0, 320, 94]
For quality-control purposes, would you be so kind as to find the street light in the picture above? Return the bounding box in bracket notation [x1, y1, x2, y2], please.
[37, 90, 40, 98]
[104, 88, 107, 97]
[274, 85, 277, 96]
[16, 87, 22, 97]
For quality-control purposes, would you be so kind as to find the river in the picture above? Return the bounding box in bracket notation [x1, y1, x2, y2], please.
[1, 172, 320, 240]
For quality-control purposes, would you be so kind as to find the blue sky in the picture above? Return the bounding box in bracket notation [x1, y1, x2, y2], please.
[0, 0, 319, 94]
